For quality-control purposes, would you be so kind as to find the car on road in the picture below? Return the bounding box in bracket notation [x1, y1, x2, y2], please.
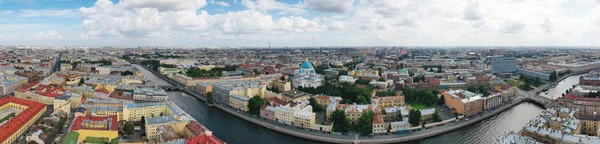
[465, 118, 469, 121]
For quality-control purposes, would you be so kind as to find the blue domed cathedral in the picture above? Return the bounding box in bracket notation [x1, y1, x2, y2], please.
[292, 59, 324, 88]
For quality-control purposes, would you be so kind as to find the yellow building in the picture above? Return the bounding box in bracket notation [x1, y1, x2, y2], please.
[272, 80, 291, 93]
[88, 106, 124, 121]
[581, 116, 600, 137]
[281, 90, 310, 103]
[53, 96, 71, 114]
[349, 69, 379, 77]
[376, 95, 405, 108]
[293, 106, 315, 128]
[95, 84, 117, 93]
[0, 97, 47, 144]
[229, 94, 249, 111]
[69, 116, 119, 144]
[144, 115, 191, 141]
[122, 101, 189, 122]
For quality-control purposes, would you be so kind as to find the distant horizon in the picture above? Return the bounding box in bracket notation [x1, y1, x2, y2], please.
[2, 0, 600, 46]
[2, 45, 600, 49]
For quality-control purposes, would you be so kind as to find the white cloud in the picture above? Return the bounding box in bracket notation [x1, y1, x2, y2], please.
[305, 0, 354, 13]
[463, 0, 482, 21]
[0, 10, 14, 15]
[79, 0, 321, 39]
[33, 30, 64, 39]
[209, 0, 230, 7]
[500, 20, 525, 33]
[327, 21, 344, 30]
[5, 0, 600, 46]
[18, 9, 79, 17]
[241, 0, 307, 14]
[118, 0, 207, 11]
[540, 17, 552, 34]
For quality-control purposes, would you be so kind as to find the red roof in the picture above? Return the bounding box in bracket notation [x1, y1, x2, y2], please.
[266, 97, 288, 106]
[70, 116, 118, 131]
[185, 133, 224, 144]
[186, 121, 208, 136]
[565, 94, 600, 102]
[15, 81, 40, 92]
[0, 97, 47, 143]
[95, 89, 110, 94]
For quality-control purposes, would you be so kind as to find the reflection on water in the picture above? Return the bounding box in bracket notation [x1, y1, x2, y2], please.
[417, 103, 543, 144]
[539, 74, 585, 99]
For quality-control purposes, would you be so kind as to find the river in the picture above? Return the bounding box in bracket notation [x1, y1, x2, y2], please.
[538, 74, 585, 100]
[133, 64, 553, 144]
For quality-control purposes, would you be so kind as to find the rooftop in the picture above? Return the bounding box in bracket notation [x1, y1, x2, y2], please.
[70, 116, 118, 131]
[0, 97, 47, 143]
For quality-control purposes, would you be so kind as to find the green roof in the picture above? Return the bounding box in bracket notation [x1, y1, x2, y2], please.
[111, 137, 119, 144]
[62, 132, 79, 144]
[84, 136, 110, 144]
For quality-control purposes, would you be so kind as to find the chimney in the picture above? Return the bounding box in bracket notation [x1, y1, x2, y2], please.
[205, 131, 213, 136]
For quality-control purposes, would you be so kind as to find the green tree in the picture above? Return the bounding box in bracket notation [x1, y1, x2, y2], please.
[432, 110, 442, 122]
[358, 111, 375, 134]
[309, 98, 323, 112]
[124, 122, 135, 135]
[437, 68, 443, 73]
[121, 70, 134, 76]
[248, 96, 265, 115]
[78, 77, 84, 86]
[140, 116, 146, 130]
[338, 70, 348, 76]
[280, 76, 286, 81]
[408, 109, 422, 126]
[206, 92, 214, 104]
[429, 68, 434, 72]
[330, 110, 352, 132]
[549, 71, 557, 81]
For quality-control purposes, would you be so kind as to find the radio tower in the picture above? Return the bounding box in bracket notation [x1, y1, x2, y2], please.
[269, 42, 271, 49]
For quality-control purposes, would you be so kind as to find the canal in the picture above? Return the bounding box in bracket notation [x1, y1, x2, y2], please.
[134, 64, 567, 144]
[538, 74, 585, 100]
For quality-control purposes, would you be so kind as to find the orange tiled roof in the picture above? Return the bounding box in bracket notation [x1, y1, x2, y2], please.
[372, 114, 385, 124]
[0, 97, 46, 143]
[15, 81, 40, 92]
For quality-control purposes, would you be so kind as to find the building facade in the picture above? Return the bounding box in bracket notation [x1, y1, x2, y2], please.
[491, 57, 517, 73]
[292, 60, 323, 88]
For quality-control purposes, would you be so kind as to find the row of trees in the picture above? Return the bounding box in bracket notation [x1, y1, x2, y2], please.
[466, 86, 491, 96]
[248, 96, 265, 115]
[297, 82, 374, 104]
[407, 109, 442, 127]
[549, 71, 558, 81]
[309, 98, 324, 112]
[518, 75, 543, 90]
[141, 60, 161, 70]
[402, 87, 444, 107]
[329, 109, 377, 134]
[185, 65, 237, 78]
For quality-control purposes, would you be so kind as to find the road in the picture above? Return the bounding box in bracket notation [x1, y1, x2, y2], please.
[52, 51, 62, 73]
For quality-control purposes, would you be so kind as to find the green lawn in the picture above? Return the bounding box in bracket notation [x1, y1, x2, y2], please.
[408, 101, 428, 110]
[506, 80, 523, 87]
[0, 112, 16, 123]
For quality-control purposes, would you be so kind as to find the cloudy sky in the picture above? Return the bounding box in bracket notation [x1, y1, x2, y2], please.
[1, 0, 600, 47]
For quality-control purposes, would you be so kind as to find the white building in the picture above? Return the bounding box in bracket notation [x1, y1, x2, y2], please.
[339, 75, 357, 84]
[292, 60, 323, 88]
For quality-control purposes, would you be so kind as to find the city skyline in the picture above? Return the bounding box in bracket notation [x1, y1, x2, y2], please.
[1, 0, 600, 47]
